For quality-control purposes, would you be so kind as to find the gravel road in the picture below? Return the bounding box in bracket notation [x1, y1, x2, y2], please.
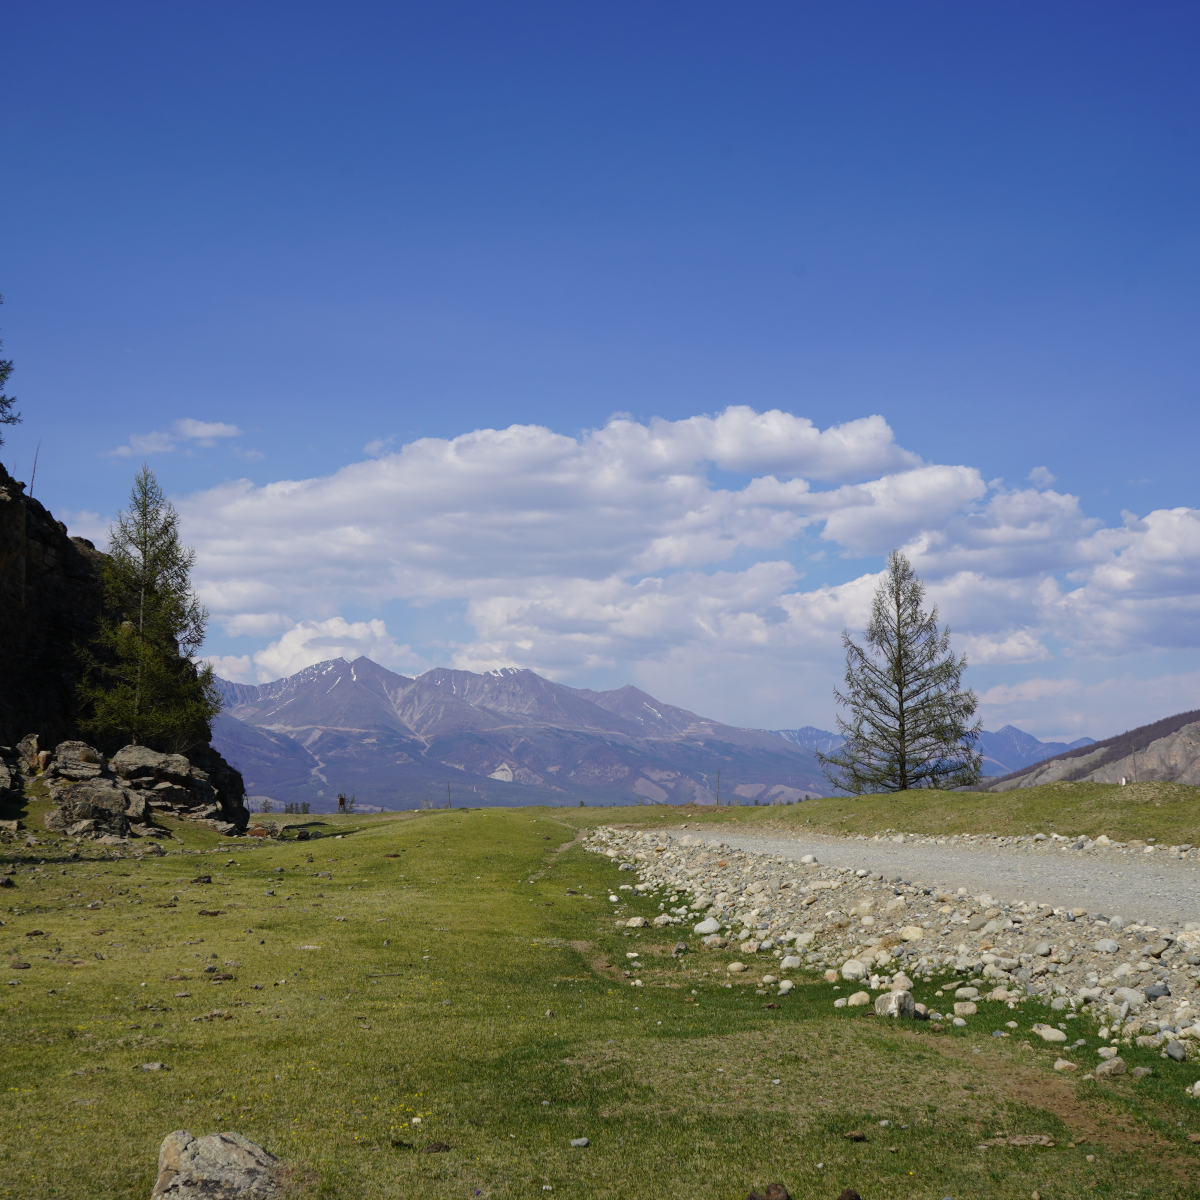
[690, 830, 1200, 930]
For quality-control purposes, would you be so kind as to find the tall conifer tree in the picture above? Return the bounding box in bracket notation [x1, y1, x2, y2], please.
[79, 466, 221, 750]
[818, 550, 982, 794]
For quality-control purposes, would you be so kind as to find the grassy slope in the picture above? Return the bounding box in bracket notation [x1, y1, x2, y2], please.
[1, 806, 1198, 1199]
[600, 780, 1200, 845]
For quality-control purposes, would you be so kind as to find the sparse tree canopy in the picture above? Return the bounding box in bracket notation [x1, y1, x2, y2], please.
[79, 465, 222, 751]
[0, 296, 20, 446]
[818, 550, 982, 794]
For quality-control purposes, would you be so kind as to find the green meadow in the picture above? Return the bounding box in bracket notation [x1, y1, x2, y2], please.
[660, 780, 1200, 846]
[2, 805, 1199, 1199]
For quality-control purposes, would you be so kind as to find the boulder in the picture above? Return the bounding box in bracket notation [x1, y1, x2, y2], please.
[840, 959, 868, 981]
[151, 1130, 281, 1198]
[874, 990, 916, 1019]
[1031, 1023, 1068, 1043]
[112, 745, 192, 784]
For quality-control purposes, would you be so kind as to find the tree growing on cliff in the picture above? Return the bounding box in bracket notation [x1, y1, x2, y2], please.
[817, 550, 982, 794]
[0, 296, 20, 446]
[79, 465, 221, 751]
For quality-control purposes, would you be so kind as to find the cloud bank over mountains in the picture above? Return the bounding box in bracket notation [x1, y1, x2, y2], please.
[152, 406, 1197, 738]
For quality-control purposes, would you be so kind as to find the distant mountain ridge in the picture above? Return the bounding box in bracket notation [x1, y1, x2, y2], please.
[772, 723, 1093, 777]
[212, 658, 826, 811]
[982, 708, 1200, 790]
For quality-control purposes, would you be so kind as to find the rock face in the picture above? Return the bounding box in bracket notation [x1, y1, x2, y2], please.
[30, 737, 249, 839]
[151, 1130, 280, 1199]
[0, 460, 106, 748]
[0, 460, 248, 830]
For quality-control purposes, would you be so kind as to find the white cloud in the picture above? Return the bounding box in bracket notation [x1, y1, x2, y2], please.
[979, 667, 1200, 742]
[109, 417, 243, 457]
[240, 618, 426, 683]
[176, 406, 1200, 735]
[1029, 466, 1057, 488]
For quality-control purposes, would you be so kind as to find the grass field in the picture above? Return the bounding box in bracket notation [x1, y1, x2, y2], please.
[626, 779, 1200, 846]
[3, 805, 1200, 1199]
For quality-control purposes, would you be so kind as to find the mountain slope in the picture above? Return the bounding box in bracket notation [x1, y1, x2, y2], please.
[213, 659, 826, 810]
[771, 724, 1093, 776]
[984, 709, 1200, 791]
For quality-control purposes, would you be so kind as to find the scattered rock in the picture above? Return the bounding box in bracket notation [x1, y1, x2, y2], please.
[727, 962, 746, 974]
[142, 1062, 170, 1072]
[1053, 1058, 1077, 1071]
[953, 1001, 977, 1017]
[1167, 1040, 1187, 1062]
[151, 1130, 280, 1198]
[1032, 1024, 1067, 1043]
[1095, 1057, 1127, 1078]
[693, 917, 721, 935]
[569, 1137, 589, 1148]
[1131, 1066, 1153, 1079]
[625, 917, 648, 929]
[1094, 939, 1120, 954]
[844, 1130, 866, 1141]
[847, 991, 871, 1007]
[875, 990, 916, 1019]
[840, 959, 867, 982]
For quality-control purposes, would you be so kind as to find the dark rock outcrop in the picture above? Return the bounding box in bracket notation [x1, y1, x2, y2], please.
[28, 737, 249, 840]
[1, 458, 250, 828]
[0, 460, 106, 748]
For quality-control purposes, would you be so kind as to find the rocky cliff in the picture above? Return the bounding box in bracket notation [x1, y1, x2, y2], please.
[0, 459, 249, 832]
[0, 459, 107, 747]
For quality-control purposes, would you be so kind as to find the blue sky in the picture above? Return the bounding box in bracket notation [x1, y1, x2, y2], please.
[3, 2, 1199, 739]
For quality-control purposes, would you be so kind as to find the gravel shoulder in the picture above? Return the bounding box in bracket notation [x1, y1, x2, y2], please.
[687, 829, 1200, 928]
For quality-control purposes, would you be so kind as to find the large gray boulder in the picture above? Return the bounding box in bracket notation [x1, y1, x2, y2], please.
[111, 745, 193, 784]
[151, 1130, 281, 1199]
[875, 989, 917, 1019]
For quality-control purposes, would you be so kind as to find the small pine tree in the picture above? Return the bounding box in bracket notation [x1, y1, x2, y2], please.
[818, 550, 982, 794]
[0, 296, 20, 446]
[79, 465, 221, 751]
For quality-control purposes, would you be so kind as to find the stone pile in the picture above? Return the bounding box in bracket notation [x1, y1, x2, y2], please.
[2, 735, 249, 843]
[588, 826, 1200, 1044]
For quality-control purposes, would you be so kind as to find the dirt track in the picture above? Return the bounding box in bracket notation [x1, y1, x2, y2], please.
[681, 828, 1200, 928]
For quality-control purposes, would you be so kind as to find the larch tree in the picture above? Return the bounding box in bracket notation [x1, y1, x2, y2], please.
[817, 549, 982, 794]
[79, 465, 222, 751]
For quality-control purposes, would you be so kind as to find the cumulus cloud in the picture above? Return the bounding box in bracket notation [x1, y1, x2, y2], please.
[205, 617, 426, 684]
[109, 417, 244, 458]
[176, 406, 1200, 735]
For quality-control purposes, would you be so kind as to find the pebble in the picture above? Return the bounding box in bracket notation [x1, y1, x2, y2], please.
[570, 1138, 589, 1148]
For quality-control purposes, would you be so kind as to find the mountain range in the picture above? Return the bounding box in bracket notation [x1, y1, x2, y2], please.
[772, 724, 1093, 777]
[212, 658, 828, 811]
[212, 657, 1094, 810]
